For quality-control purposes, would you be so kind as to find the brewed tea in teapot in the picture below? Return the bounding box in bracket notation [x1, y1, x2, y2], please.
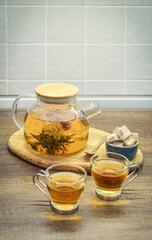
[12, 83, 101, 155]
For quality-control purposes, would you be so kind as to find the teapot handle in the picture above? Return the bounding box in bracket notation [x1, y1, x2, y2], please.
[12, 94, 36, 131]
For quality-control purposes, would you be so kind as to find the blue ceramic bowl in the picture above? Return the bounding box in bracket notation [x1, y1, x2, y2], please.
[105, 140, 138, 160]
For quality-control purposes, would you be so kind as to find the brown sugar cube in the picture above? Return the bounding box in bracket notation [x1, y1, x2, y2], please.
[131, 133, 138, 141]
[116, 125, 131, 141]
[111, 141, 124, 147]
[123, 137, 136, 146]
[106, 133, 119, 143]
[113, 127, 120, 133]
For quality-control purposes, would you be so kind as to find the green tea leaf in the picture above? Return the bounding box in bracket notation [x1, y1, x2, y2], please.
[28, 129, 75, 155]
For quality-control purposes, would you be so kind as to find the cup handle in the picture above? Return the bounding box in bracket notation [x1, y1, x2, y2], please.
[122, 162, 140, 190]
[33, 170, 50, 201]
[12, 94, 36, 130]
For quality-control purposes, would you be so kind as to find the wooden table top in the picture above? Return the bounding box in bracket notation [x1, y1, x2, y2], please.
[0, 111, 152, 240]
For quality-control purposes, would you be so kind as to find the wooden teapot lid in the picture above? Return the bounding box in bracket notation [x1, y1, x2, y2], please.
[35, 83, 79, 99]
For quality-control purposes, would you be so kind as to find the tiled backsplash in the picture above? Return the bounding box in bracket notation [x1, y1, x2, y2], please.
[0, 0, 152, 100]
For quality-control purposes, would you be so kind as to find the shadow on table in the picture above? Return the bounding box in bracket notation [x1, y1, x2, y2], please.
[28, 199, 83, 232]
[45, 211, 83, 232]
[85, 194, 131, 219]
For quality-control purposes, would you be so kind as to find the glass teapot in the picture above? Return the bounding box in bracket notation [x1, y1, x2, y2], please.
[12, 83, 101, 155]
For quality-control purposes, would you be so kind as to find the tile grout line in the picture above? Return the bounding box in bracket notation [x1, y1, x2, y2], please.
[5, 0, 8, 94]
[6, 78, 152, 83]
[44, 0, 48, 83]
[7, 79, 151, 82]
[84, 0, 87, 95]
[1, 95, 152, 98]
[6, 5, 152, 8]
[124, 1, 127, 95]
[2, 43, 152, 46]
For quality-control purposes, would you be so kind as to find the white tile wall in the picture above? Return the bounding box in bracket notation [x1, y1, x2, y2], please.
[48, 0, 85, 5]
[87, 81, 124, 95]
[0, 0, 5, 5]
[47, 45, 85, 79]
[126, 45, 152, 80]
[126, 81, 152, 95]
[0, 7, 6, 43]
[0, 45, 6, 79]
[127, 0, 152, 6]
[0, 81, 6, 94]
[47, 7, 85, 43]
[0, 0, 152, 100]
[8, 80, 44, 94]
[87, 46, 124, 80]
[8, 7, 45, 43]
[127, 7, 152, 44]
[87, 7, 125, 43]
[8, 45, 45, 80]
[87, 0, 125, 5]
[7, 0, 45, 5]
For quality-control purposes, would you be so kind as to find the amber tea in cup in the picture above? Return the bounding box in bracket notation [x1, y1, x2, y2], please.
[33, 163, 87, 214]
[90, 152, 139, 201]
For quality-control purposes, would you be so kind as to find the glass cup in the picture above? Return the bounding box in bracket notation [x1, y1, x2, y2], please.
[90, 152, 139, 201]
[33, 163, 87, 214]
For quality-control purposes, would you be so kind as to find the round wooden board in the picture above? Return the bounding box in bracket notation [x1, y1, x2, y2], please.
[8, 128, 143, 173]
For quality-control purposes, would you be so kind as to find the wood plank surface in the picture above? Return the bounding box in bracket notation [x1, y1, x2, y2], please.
[0, 111, 152, 240]
[8, 129, 143, 172]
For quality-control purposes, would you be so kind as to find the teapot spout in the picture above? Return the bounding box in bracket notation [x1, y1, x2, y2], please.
[80, 101, 101, 119]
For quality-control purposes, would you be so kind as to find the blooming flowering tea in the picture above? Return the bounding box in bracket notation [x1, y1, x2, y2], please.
[24, 112, 89, 155]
